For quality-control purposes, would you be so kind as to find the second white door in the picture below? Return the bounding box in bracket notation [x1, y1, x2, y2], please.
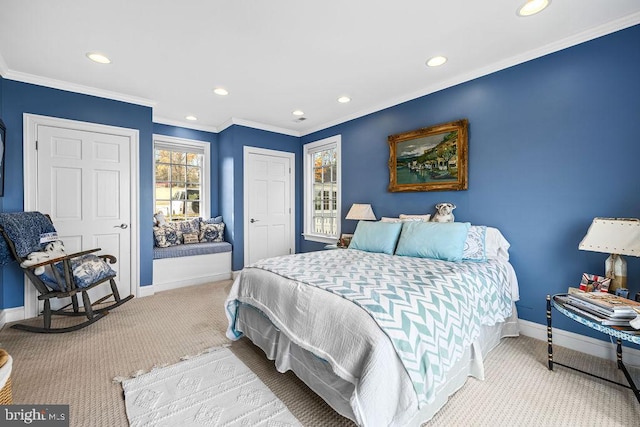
[244, 147, 295, 266]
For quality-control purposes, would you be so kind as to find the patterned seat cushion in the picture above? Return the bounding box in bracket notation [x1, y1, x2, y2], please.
[41, 254, 116, 291]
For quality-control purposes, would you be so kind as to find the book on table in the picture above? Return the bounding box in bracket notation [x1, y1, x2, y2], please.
[568, 292, 640, 316]
[562, 300, 634, 326]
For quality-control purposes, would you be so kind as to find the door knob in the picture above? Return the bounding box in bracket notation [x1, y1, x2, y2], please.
[250, 218, 259, 223]
[114, 224, 129, 229]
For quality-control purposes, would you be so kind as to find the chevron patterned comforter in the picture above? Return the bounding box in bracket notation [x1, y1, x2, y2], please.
[226, 249, 518, 426]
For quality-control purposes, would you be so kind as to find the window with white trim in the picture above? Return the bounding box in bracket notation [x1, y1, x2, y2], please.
[153, 135, 210, 222]
[303, 135, 341, 243]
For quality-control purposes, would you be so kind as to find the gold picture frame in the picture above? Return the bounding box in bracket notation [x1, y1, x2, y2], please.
[388, 119, 468, 192]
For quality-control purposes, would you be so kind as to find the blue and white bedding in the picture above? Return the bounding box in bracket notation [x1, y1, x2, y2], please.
[225, 249, 519, 426]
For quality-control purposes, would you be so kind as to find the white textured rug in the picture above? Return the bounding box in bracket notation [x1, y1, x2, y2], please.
[121, 347, 302, 427]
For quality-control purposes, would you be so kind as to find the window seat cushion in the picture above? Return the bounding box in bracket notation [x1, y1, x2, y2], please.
[153, 241, 232, 260]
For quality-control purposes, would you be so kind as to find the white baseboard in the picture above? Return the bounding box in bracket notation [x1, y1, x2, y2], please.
[0, 306, 26, 329]
[232, 270, 241, 280]
[138, 285, 155, 298]
[518, 318, 640, 367]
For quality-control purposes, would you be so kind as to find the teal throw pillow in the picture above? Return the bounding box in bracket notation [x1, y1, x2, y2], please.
[395, 221, 471, 262]
[348, 221, 403, 255]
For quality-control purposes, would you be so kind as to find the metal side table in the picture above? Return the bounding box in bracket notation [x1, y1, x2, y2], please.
[547, 294, 640, 403]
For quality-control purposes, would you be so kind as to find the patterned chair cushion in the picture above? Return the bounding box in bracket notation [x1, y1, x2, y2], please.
[41, 254, 116, 290]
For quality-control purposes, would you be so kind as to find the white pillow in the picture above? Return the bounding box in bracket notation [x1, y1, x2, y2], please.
[399, 214, 431, 222]
[485, 227, 510, 261]
[380, 217, 402, 223]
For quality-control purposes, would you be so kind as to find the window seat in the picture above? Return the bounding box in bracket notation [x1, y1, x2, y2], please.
[152, 242, 232, 292]
[153, 241, 231, 259]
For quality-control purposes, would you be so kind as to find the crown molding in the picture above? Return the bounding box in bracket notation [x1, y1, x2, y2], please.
[153, 116, 219, 134]
[301, 12, 640, 136]
[218, 117, 301, 137]
[2, 69, 156, 107]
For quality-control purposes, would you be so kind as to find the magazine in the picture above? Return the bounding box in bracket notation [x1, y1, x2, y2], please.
[567, 296, 636, 319]
[566, 299, 633, 320]
[569, 292, 640, 315]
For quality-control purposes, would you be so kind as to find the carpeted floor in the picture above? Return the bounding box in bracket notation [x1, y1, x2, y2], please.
[0, 280, 638, 426]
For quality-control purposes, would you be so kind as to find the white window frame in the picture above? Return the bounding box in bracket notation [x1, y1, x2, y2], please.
[153, 134, 211, 220]
[303, 134, 341, 243]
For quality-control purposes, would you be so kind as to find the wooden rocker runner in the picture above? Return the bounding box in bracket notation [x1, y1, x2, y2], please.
[0, 212, 134, 333]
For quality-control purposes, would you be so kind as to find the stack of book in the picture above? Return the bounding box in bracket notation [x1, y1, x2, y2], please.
[563, 292, 640, 328]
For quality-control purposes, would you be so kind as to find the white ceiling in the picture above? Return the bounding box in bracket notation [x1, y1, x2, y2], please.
[1, 1, 639, 136]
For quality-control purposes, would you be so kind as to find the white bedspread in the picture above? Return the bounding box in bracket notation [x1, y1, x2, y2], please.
[225, 250, 519, 427]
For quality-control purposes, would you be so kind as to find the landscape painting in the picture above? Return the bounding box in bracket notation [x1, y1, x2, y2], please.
[388, 119, 468, 192]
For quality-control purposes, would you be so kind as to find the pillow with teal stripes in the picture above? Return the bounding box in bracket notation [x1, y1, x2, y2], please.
[348, 221, 403, 255]
[395, 221, 470, 262]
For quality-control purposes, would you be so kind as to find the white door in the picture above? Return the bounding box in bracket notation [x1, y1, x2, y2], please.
[26, 119, 135, 312]
[244, 147, 295, 266]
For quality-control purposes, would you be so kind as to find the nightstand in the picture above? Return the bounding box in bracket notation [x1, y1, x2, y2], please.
[324, 244, 347, 250]
[547, 294, 640, 403]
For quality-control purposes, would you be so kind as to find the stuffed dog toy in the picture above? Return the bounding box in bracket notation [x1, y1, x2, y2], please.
[20, 240, 67, 275]
[431, 203, 456, 223]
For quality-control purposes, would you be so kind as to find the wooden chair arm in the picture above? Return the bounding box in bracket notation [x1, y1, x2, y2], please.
[98, 254, 117, 264]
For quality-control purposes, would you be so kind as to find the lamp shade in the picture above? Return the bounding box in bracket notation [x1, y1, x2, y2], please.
[578, 217, 640, 256]
[345, 203, 376, 221]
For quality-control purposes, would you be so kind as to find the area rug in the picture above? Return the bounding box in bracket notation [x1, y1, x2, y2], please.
[120, 347, 301, 427]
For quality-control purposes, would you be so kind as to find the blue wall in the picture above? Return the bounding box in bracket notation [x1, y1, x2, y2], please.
[301, 25, 640, 340]
[0, 80, 154, 308]
[1, 25, 639, 343]
[218, 125, 301, 271]
[152, 123, 219, 218]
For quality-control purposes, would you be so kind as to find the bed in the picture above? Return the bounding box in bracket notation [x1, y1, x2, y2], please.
[225, 222, 519, 426]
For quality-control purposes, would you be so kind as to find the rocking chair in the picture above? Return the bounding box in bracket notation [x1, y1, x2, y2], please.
[0, 212, 134, 333]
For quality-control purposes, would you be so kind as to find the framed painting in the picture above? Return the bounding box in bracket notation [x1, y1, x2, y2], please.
[0, 118, 5, 197]
[338, 233, 353, 248]
[388, 119, 468, 192]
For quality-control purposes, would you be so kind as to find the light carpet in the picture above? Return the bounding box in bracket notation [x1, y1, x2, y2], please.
[120, 347, 301, 427]
[0, 280, 639, 426]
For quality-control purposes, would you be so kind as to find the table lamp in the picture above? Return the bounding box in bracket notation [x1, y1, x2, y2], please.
[345, 203, 376, 221]
[578, 217, 640, 293]
[339, 203, 376, 247]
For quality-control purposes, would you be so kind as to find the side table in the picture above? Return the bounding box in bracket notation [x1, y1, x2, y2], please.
[324, 244, 347, 250]
[547, 294, 640, 403]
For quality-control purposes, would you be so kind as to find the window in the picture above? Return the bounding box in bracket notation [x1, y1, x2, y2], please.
[153, 135, 210, 222]
[303, 135, 341, 243]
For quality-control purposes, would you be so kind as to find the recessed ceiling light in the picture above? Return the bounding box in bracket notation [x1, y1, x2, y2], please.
[292, 110, 305, 116]
[337, 96, 351, 103]
[185, 115, 197, 121]
[213, 87, 229, 96]
[86, 52, 111, 64]
[517, 0, 550, 17]
[426, 56, 447, 67]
